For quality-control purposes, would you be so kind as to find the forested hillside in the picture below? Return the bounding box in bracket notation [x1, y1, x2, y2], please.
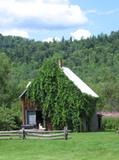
[0, 31, 119, 114]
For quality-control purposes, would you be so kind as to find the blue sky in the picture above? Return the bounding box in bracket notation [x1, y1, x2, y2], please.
[0, 0, 119, 41]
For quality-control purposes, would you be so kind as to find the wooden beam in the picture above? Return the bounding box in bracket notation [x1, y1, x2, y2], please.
[22, 99, 26, 125]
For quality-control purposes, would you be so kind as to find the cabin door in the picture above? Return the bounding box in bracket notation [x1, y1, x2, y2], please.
[27, 111, 36, 125]
[36, 110, 43, 127]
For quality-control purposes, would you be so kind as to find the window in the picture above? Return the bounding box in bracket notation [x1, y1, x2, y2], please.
[27, 111, 36, 125]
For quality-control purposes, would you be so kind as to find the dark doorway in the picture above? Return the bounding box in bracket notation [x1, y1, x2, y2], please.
[36, 110, 43, 128]
[98, 115, 102, 130]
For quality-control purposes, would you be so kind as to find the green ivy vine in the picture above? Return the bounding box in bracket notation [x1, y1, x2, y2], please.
[27, 59, 98, 131]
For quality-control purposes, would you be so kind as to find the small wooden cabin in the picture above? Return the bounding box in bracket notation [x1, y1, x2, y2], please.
[20, 65, 99, 131]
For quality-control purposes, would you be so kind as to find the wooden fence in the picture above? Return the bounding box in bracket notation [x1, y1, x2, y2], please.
[0, 127, 71, 140]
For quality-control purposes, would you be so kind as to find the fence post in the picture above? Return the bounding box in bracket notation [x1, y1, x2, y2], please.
[64, 126, 68, 140]
[22, 128, 26, 139]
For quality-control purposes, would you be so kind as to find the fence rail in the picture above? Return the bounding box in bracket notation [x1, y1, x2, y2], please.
[0, 127, 71, 140]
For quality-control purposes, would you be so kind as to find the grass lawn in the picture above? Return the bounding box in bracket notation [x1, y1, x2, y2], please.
[0, 132, 119, 160]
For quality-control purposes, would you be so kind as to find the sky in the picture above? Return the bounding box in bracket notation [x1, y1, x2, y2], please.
[0, 0, 119, 41]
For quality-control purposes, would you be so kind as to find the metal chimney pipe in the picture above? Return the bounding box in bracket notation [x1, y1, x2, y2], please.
[58, 59, 63, 68]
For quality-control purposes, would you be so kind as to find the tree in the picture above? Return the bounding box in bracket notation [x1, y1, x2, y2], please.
[0, 53, 11, 107]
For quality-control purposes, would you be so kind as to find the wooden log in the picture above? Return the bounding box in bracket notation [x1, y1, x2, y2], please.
[25, 130, 64, 133]
[0, 130, 20, 134]
[64, 127, 68, 140]
[0, 134, 20, 137]
[24, 129, 71, 133]
[27, 137, 65, 140]
[20, 128, 26, 139]
[26, 132, 64, 137]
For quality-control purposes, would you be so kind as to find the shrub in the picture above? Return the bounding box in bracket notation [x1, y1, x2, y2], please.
[102, 117, 119, 131]
[0, 107, 22, 131]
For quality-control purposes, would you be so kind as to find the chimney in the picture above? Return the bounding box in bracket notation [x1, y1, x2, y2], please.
[58, 59, 63, 68]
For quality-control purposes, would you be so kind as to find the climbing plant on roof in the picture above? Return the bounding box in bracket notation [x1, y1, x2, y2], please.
[27, 59, 97, 131]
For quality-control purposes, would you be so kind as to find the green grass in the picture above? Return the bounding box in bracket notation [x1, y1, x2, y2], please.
[0, 132, 119, 160]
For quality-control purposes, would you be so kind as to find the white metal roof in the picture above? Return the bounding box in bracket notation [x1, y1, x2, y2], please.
[62, 67, 99, 98]
[26, 81, 31, 88]
[19, 81, 31, 98]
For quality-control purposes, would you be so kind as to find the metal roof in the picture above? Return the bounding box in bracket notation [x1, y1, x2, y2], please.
[62, 67, 99, 98]
[19, 81, 31, 98]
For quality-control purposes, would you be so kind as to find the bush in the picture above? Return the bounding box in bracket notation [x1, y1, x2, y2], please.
[102, 117, 119, 131]
[0, 107, 22, 131]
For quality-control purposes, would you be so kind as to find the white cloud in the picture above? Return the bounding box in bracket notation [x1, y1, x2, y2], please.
[71, 29, 91, 40]
[98, 9, 119, 15]
[86, 8, 119, 16]
[43, 0, 69, 4]
[85, 9, 97, 14]
[43, 37, 60, 42]
[0, 0, 87, 30]
[2, 29, 29, 38]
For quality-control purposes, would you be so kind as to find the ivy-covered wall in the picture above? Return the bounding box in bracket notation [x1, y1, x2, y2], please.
[27, 59, 98, 131]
